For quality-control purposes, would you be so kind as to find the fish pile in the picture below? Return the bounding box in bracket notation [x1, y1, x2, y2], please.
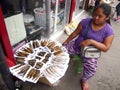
[10, 39, 70, 84]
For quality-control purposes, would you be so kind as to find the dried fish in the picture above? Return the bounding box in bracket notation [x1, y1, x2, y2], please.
[17, 51, 29, 57]
[47, 41, 55, 49]
[33, 41, 36, 49]
[16, 58, 25, 64]
[23, 47, 33, 53]
[28, 43, 32, 49]
[33, 40, 40, 48]
[44, 70, 55, 80]
[51, 46, 61, 52]
[11, 64, 23, 70]
[35, 40, 40, 47]
[35, 56, 41, 60]
[37, 52, 46, 56]
[45, 68, 56, 77]
[49, 67, 60, 77]
[17, 65, 30, 75]
[33, 70, 40, 80]
[42, 58, 48, 63]
[53, 50, 62, 56]
[41, 40, 48, 46]
[31, 69, 37, 79]
[44, 53, 51, 60]
[26, 68, 35, 78]
[44, 56, 49, 60]
[35, 62, 43, 69]
[45, 53, 51, 58]
[28, 59, 36, 67]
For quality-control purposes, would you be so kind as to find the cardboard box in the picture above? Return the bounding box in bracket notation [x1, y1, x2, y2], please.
[38, 76, 60, 86]
[39, 77, 52, 86]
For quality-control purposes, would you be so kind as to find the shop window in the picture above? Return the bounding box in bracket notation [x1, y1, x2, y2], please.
[0, 0, 71, 48]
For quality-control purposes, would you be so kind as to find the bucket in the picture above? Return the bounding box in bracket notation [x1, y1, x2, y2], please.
[34, 8, 53, 29]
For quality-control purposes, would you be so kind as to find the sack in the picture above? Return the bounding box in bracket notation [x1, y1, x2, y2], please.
[81, 46, 101, 58]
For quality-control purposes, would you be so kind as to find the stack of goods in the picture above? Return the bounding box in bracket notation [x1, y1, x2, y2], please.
[10, 39, 70, 85]
[64, 20, 77, 35]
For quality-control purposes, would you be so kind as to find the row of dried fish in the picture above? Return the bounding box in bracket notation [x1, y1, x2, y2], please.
[15, 40, 62, 58]
[44, 66, 62, 78]
[43, 65, 68, 84]
[52, 52, 69, 65]
[27, 39, 62, 53]
[10, 64, 41, 83]
[11, 64, 29, 76]
[25, 68, 40, 80]
[41, 40, 62, 53]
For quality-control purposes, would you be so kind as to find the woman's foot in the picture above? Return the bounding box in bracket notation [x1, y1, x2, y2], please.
[80, 80, 89, 90]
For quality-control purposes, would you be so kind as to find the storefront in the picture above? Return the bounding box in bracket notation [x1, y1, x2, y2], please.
[69, 0, 89, 22]
[69, 0, 84, 21]
[0, 1, 71, 87]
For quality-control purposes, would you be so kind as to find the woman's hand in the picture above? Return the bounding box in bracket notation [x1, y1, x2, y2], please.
[62, 41, 67, 46]
[63, 22, 83, 46]
[80, 39, 92, 47]
[62, 42, 67, 46]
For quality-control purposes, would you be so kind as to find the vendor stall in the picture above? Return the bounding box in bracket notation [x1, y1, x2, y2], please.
[10, 39, 70, 86]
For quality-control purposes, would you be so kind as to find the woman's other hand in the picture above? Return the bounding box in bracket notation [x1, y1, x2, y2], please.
[62, 41, 67, 46]
[80, 39, 92, 47]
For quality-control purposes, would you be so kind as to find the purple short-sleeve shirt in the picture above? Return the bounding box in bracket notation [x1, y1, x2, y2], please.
[75, 18, 114, 51]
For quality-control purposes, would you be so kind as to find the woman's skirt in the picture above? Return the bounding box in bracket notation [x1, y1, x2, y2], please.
[64, 40, 99, 82]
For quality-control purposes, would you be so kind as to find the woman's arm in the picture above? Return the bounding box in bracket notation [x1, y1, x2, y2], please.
[92, 35, 114, 52]
[63, 22, 82, 45]
[80, 35, 114, 52]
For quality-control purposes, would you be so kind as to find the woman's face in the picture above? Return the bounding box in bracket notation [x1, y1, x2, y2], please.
[93, 8, 109, 25]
